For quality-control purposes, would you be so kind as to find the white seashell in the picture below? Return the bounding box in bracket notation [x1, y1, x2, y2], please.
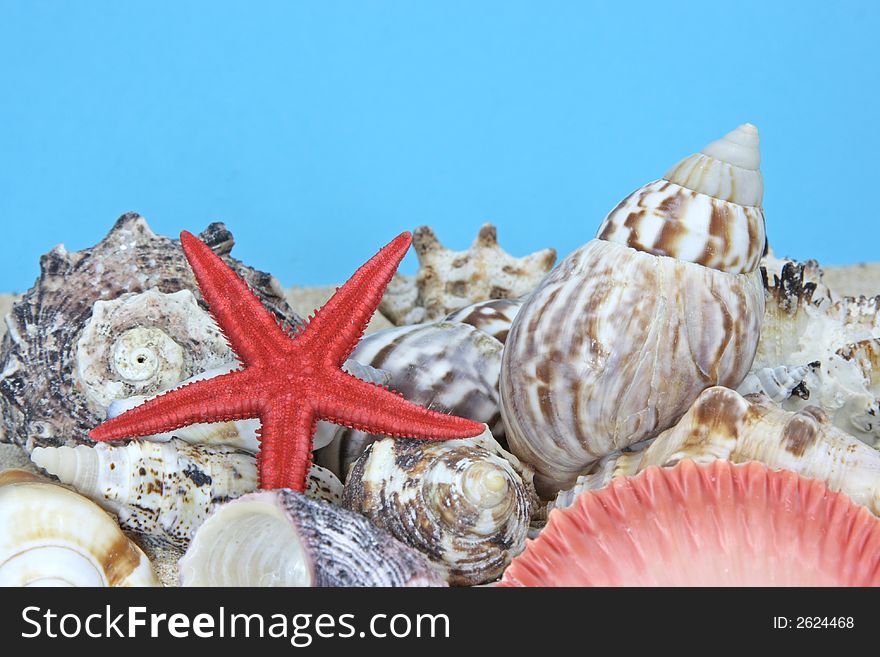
[736, 363, 816, 402]
[31, 438, 258, 547]
[314, 321, 505, 479]
[75, 289, 233, 412]
[0, 469, 157, 586]
[342, 433, 531, 586]
[444, 298, 524, 344]
[553, 387, 880, 515]
[179, 489, 446, 586]
[304, 463, 344, 505]
[379, 224, 555, 325]
[745, 261, 880, 445]
[501, 125, 766, 496]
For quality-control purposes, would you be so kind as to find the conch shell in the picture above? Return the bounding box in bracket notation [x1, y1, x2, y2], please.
[343, 433, 531, 585]
[501, 125, 766, 496]
[379, 224, 555, 325]
[553, 386, 880, 516]
[0, 469, 158, 586]
[179, 489, 446, 586]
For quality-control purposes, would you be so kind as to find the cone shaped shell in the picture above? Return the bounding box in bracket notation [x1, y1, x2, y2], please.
[597, 124, 765, 273]
[500, 460, 880, 586]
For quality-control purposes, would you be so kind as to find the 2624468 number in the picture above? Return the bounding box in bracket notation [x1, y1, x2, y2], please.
[796, 617, 853, 629]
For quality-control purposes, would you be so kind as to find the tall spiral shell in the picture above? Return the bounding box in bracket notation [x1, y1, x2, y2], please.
[501, 125, 766, 495]
[179, 489, 445, 587]
[0, 470, 157, 586]
[342, 436, 531, 585]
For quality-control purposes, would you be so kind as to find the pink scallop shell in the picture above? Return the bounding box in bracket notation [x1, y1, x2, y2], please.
[501, 460, 880, 586]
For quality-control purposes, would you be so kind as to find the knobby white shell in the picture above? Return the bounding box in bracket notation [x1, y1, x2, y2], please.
[179, 489, 446, 587]
[501, 125, 767, 496]
[75, 289, 233, 413]
[553, 387, 880, 516]
[743, 261, 880, 445]
[0, 470, 157, 586]
[379, 223, 556, 325]
[342, 432, 531, 586]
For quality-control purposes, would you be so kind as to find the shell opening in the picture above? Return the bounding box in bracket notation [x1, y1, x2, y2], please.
[179, 500, 311, 587]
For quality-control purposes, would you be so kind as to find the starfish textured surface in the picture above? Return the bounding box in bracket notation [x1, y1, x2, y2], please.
[90, 231, 485, 491]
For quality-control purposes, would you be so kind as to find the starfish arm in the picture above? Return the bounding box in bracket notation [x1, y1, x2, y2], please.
[89, 369, 259, 442]
[319, 370, 486, 440]
[300, 232, 412, 365]
[180, 231, 289, 366]
[256, 402, 316, 492]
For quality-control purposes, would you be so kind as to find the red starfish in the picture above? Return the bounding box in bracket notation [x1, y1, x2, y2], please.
[90, 230, 485, 490]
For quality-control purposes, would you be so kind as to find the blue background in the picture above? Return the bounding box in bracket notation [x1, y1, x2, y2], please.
[1, 1, 877, 293]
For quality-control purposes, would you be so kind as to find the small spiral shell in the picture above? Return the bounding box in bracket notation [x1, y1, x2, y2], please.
[343, 436, 531, 585]
[0, 470, 157, 586]
[179, 489, 445, 587]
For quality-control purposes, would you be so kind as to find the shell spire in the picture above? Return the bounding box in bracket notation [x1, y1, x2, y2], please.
[665, 123, 763, 206]
[596, 123, 766, 274]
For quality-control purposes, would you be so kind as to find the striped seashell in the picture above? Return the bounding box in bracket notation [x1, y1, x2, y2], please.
[314, 321, 505, 479]
[343, 435, 531, 586]
[501, 125, 766, 496]
[445, 298, 524, 344]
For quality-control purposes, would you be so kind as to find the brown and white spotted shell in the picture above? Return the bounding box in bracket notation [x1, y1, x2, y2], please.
[314, 321, 505, 479]
[553, 387, 880, 516]
[343, 436, 531, 586]
[379, 223, 555, 325]
[501, 125, 767, 496]
[179, 489, 445, 587]
[0, 214, 302, 452]
[29, 438, 343, 547]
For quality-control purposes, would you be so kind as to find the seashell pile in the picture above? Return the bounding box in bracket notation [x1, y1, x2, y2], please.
[379, 223, 555, 325]
[0, 214, 301, 453]
[3, 123, 880, 587]
[501, 124, 767, 496]
[741, 259, 880, 445]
